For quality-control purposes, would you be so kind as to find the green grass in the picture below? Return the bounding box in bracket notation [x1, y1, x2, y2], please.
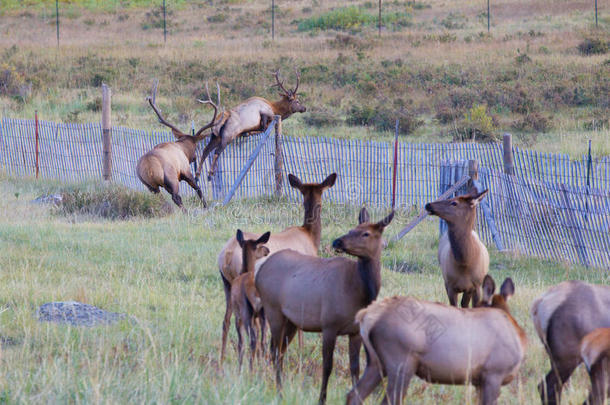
[297, 6, 412, 32]
[0, 175, 608, 403]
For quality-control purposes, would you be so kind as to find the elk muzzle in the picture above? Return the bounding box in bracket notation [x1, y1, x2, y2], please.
[425, 203, 435, 215]
[332, 238, 345, 253]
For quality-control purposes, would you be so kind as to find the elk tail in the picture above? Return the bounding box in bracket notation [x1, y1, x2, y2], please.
[530, 283, 569, 348]
[356, 303, 385, 378]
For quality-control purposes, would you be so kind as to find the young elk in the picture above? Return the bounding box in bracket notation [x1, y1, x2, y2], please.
[218, 173, 336, 365]
[230, 230, 271, 371]
[425, 188, 490, 307]
[196, 69, 306, 181]
[531, 281, 610, 405]
[256, 208, 394, 405]
[136, 82, 220, 208]
[581, 328, 610, 405]
[347, 275, 527, 405]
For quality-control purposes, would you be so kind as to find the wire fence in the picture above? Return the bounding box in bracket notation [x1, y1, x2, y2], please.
[1, 117, 609, 269]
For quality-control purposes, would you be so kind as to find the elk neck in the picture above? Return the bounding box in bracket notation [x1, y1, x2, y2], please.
[356, 251, 382, 306]
[301, 194, 323, 249]
[241, 246, 256, 275]
[177, 137, 198, 162]
[270, 98, 294, 120]
[446, 214, 478, 265]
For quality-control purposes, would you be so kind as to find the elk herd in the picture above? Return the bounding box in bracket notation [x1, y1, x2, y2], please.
[135, 71, 609, 404]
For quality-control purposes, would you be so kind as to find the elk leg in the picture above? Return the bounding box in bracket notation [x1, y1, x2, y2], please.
[383, 359, 415, 405]
[259, 308, 267, 360]
[245, 311, 256, 372]
[460, 291, 472, 308]
[219, 273, 232, 366]
[196, 135, 220, 180]
[472, 285, 482, 307]
[538, 358, 579, 405]
[207, 143, 227, 182]
[346, 347, 383, 405]
[182, 172, 207, 208]
[318, 329, 338, 405]
[235, 315, 244, 371]
[586, 358, 609, 405]
[349, 334, 362, 385]
[163, 171, 183, 208]
[478, 375, 502, 405]
[445, 283, 458, 306]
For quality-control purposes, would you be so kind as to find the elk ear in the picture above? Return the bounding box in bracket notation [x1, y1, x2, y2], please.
[236, 229, 245, 247]
[321, 173, 337, 189]
[376, 210, 395, 229]
[288, 174, 303, 190]
[468, 189, 488, 207]
[257, 231, 271, 245]
[482, 275, 496, 303]
[256, 245, 270, 259]
[500, 278, 515, 301]
[358, 207, 370, 224]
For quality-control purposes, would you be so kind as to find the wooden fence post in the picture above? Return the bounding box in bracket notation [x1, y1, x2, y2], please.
[468, 159, 478, 189]
[35, 110, 39, 179]
[274, 115, 284, 197]
[102, 83, 112, 181]
[503, 133, 514, 175]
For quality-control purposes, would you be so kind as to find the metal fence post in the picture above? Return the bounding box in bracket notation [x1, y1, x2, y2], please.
[274, 115, 284, 197]
[102, 84, 112, 181]
[503, 133, 514, 175]
[35, 110, 39, 179]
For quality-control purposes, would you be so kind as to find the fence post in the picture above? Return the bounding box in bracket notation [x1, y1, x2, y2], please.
[503, 133, 514, 175]
[468, 159, 478, 189]
[102, 83, 112, 181]
[274, 115, 284, 197]
[35, 110, 39, 179]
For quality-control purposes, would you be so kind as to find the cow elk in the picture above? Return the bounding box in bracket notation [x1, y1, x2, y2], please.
[425, 189, 490, 307]
[230, 230, 271, 371]
[531, 281, 610, 405]
[581, 328, 610, 405]
[347, 275, 527, 405]
[196, 69, 306, 181]
[136, 81, 220, 208]
[256, 208, 394, 405]
[218, 173, 337, 365]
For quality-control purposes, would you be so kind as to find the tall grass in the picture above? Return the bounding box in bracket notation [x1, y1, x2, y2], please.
[0, 176, 607, 403]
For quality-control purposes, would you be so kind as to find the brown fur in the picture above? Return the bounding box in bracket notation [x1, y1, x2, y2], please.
[229, 230, 270, 371]
[531, 281, 610, 405]
[218, 173, 337, 365]
[425, 189, 490, 307]
[255, 208, 394, 405]
[581, 328, 610, 405]
[196, 70, 306, 181]
[347, 275, 526, 405]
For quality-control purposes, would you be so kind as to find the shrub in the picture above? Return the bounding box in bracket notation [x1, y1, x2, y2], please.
[56, 184, 171, 220]
[303, 108, 342, 128]
[452, 104, 498, 142]
[0, 63, 31, 101]
[207, 13, 227, 23]
[298, 6, 411, 32]
[511, 113, 552, 133]
[439, 12, 467, 30]
[577, 37, 609, 56]
[347, 103, 423, 135]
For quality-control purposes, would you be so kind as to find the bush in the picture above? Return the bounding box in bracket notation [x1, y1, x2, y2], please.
[511, 113, 552, 133]
[302, 107, 342, 128]
[298, 6, 411, 32]
[0, 62, 31, 101]
[577, 37, 609, 56]
[452, 104, 498, 142]
[207, 13, 227, 23]
[347, 103, 423, 135]
[56, 184, 172, 220]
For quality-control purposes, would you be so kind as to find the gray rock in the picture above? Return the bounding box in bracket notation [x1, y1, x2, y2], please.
[37, 301, 126, 327]
[32, 194, 63, 206]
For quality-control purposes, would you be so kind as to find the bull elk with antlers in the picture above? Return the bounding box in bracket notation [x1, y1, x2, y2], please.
[196, 69, 306, 181]
[136, 81, 220, 207]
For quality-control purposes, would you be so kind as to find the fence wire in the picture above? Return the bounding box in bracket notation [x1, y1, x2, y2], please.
[1, 117, 609, 268]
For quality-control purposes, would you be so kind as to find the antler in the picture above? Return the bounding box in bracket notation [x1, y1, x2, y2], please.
[292, 68, 300, 95]
[194, 81, 220, 137]
[147, 79, 187, 138]
[272, 69, 292, 96]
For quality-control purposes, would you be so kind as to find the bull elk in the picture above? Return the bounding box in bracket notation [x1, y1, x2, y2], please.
[347, 275, 527, 405]
[581, 328, 610, 405]
[255, 208, 394, 405]
[196, 69, 306, 181]
[531, 281, 610, 405]
[218, 173, 337, 365]
[230, 230, 271, 371]
[425, 189, 490, 307]
[136, 81, 220, 208]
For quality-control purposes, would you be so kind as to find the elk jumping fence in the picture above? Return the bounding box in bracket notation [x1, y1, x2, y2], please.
[1, 117, 609, 269]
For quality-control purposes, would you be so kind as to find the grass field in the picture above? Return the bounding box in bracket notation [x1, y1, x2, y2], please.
[0, 175, 608, 403]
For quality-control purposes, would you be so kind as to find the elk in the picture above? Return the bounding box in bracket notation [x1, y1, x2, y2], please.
[425, 188, 490, 307]
[531, 281, 610, 405]
[195, 69, 306, 181]
[230, 230, 271, 371]
[136, 81, 220, 208]
[255, 208, 395, 405]
[347, 275, 527, 405]
[581, 328, 610, 405]
[218, 172, 337, 365]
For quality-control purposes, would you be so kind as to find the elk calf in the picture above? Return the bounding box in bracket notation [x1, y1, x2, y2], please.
[581, 328, 610, 405]
[531, 281, 610, 405]
[218, 173, 337, 364]
[230, 230, 271, 371]
[196, 69, 306, 181]
[137, 82, 219, 207]
[425, 189, 489, 307]
[256, 208, 394, 405]
[347, 275, 526, 405]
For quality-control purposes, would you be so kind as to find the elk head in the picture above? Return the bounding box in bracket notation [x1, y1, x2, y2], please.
[332, 208, 395, 259]
[273, 69, 306, 114]
[479, 275, 515, 313]
[236, 229, 271, 269]
[425, 188, 488, 228]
